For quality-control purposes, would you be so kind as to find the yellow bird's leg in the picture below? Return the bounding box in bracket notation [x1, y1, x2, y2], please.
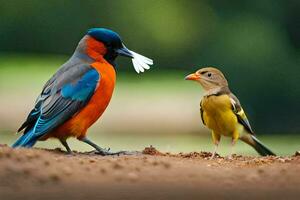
[229, 130, 239, 159]
[210, 131, 221, 160]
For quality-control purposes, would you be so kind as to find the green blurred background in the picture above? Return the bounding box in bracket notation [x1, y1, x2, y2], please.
[0, 0, 299, 155]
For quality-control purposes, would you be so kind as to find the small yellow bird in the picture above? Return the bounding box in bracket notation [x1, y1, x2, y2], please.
[185, 67, 275, 158]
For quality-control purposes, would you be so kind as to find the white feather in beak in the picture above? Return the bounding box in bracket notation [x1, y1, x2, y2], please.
[129, 50, 153, 74]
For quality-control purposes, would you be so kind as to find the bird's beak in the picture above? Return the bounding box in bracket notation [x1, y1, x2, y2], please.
[116, 46, 134, 58]
[185, 73, 200, 81]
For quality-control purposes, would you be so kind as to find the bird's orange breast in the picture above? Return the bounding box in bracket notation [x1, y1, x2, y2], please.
[50, 60, 116, 139]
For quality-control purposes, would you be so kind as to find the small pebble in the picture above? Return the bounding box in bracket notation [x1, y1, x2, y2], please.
[100, 168, 107, 174]
[257, 168, 264, 174]
[62, 167, 72, 176]
[127, 172, 138, 182]
[44, 160, 50, 166]
[135, 167, 141, 172]
[49, 173, 60, 182]
[112, 162, 123, 169]
[161, 161, 171, 169]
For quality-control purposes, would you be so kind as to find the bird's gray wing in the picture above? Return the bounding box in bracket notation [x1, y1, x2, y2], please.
[18, 60, 100, 138]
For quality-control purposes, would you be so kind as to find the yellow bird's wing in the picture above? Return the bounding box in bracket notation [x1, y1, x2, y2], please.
[200, 100, 206, 125]
[229, 94, 254, 135]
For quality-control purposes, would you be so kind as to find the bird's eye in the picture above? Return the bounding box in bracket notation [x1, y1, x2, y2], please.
[207, 72, 212, 77]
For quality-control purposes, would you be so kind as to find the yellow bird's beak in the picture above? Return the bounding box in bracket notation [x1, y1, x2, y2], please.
[185, 73, 200, 81]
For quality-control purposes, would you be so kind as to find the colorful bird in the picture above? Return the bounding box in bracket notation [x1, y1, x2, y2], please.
[12, 28, 153, 155]
[185, 67, 275, 158]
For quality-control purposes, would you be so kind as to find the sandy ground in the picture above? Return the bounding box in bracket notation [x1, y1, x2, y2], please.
[0, 145, 299, 200]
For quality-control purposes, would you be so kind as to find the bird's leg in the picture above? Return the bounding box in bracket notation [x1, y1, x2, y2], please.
[210, 131, 221, 160]
[229, 132, 239, 159]
[210, 143, 219, 160]
[59, 138, 72, 154]
[79, 137, 125, 156]
[229, 140, 236, 159]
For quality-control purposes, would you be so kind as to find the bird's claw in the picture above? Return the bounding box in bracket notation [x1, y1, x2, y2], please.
[227, 155, 234, 160]
[102, 147, 111, 152]
[95, 150, 142, 156]
[95, 149, 116, 156]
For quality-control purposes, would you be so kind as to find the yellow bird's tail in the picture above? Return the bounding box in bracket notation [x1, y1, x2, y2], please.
[240, 135, 276, 156]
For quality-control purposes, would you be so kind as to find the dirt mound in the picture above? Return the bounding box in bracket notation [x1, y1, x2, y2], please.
[142, 145, 165, 155]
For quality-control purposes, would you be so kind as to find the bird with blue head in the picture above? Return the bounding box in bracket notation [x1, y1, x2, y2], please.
[12, 28, 153, 155]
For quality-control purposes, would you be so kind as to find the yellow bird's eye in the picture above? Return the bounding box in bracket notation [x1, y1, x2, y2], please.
[207, 72, 212, 77]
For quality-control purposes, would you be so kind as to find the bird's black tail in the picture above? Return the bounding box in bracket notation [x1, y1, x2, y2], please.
[240, 134, 276, 156]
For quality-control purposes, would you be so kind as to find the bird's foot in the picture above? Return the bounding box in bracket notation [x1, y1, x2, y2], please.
[65, 152, 75, 157]
[95, 149, 120, 156]
[115, 150, 142, 156]
[209, 144, 219, 160]
[64, 149, 73, 155]
[92, 149, 142, 156]
[209, 151, 218, 160]
[226, 154, 236, 160]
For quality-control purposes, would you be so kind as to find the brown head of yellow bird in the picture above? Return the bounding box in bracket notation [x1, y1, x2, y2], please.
[185, 67, 275, 158]
[185, 67, 229, 95]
